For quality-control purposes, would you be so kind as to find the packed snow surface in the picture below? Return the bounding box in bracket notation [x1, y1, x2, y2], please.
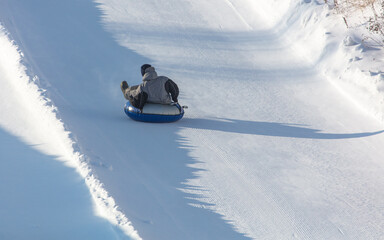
[1, 0, 384, 239]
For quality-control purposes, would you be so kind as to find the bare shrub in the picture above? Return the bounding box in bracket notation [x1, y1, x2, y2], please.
[328, 0, 376, 14]
[366, 1, 384, 36]
[325, 0, 384, 46]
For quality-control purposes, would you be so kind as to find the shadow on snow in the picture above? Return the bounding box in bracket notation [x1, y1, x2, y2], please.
[180, 118, 384, 139]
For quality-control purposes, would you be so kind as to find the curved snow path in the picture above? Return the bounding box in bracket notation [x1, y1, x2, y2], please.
[1, 0, 384, 239]
[95, 1, 384, 238]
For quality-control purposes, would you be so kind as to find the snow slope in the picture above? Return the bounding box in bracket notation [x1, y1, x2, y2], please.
[0, 129, 127, 239]
[0, 25, 129, 239]
[1, 0, 384, 239]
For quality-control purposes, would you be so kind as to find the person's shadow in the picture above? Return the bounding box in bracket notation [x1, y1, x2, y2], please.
[180, 118, 384, 139]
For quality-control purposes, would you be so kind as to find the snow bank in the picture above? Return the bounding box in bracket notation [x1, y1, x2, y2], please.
[276, 0, 384, 122]
[0, 24, 140, 240]
[318, 4, 384, 122]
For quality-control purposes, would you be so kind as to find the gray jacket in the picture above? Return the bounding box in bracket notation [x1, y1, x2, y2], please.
[140, 67, 172, 104]
[124, 67, 179, 109]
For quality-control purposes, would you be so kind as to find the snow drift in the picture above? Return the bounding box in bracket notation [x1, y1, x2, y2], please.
[277, 1, 384, 122]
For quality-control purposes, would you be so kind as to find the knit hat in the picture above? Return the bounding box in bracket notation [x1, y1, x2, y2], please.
[141, 64, 152, 76]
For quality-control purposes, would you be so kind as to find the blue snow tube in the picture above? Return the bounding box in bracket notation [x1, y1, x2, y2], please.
[124, 101, 184, 123]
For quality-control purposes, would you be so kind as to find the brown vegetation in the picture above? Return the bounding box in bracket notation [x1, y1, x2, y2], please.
[325, 0, 384, 45]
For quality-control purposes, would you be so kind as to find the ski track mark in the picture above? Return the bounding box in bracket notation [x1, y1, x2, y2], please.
[223, 0, 253, 31]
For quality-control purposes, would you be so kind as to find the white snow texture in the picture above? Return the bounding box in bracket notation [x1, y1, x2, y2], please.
[1, 0, 384, 239]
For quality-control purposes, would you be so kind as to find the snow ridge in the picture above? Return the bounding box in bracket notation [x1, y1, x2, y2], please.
[0, 24, 141, 240]
[279, 1, 384, 122]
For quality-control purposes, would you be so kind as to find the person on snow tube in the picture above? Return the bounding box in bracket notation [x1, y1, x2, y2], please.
[120, 64, 179, 111]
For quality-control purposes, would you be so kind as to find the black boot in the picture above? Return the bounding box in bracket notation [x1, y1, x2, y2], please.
[120, 81, 129, 93]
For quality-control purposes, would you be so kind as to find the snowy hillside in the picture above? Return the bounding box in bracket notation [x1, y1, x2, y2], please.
[1, 0, 384, 239]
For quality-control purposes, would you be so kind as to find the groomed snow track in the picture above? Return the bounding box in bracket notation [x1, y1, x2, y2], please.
[1, 0, 384, 239]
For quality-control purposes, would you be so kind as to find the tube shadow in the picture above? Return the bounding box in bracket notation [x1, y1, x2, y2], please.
[180, 118, 384, 139]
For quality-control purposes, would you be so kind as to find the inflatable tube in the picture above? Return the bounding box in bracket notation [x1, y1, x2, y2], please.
[124, 102, 184, 123]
